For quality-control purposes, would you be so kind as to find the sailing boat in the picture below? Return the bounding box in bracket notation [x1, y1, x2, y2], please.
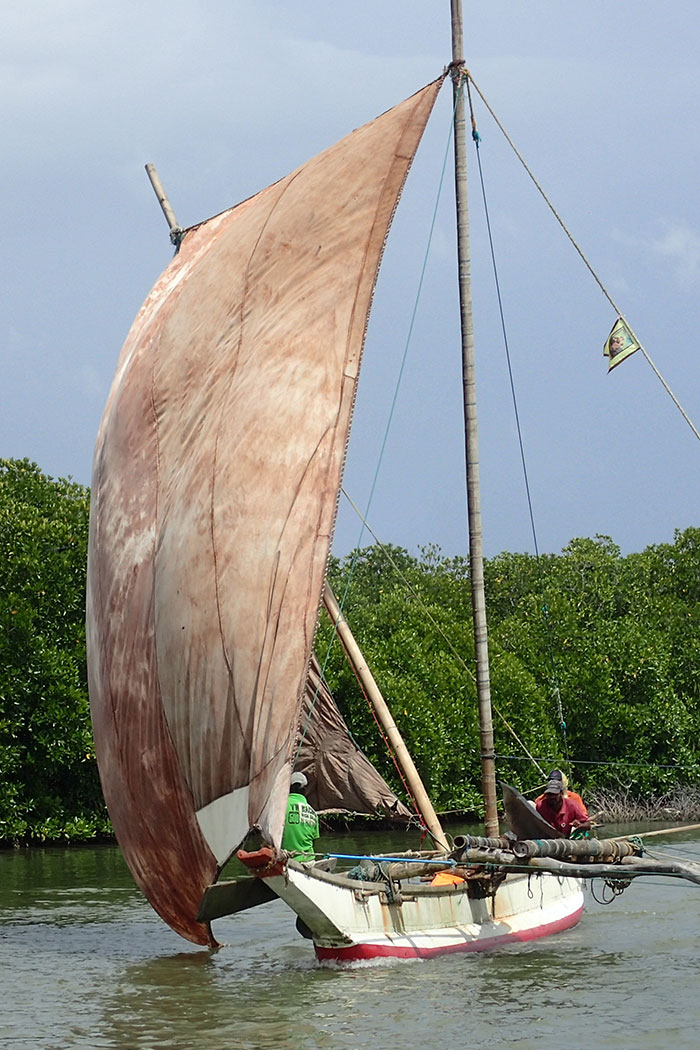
[86, 6, 699, 961]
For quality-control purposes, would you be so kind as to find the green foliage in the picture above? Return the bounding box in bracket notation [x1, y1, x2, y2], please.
[321, 530, 700, 812]
[1, 452, 699, 836]
[319, 546, 482, 814]
[0, 459, 108, 844]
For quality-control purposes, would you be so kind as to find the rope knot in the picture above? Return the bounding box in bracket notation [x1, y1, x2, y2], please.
[447, 61, 468, 85]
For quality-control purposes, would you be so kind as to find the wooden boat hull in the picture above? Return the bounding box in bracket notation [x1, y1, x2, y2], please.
[253, 859, 584, 963]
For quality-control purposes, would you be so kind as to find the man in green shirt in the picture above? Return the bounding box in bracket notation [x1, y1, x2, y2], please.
[281, 772, 319, 861]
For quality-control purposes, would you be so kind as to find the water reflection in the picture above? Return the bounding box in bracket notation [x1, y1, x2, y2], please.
[102, 944, 326, 1050]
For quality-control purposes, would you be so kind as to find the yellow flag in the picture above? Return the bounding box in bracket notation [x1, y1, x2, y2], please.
[603, 317, 640, 371]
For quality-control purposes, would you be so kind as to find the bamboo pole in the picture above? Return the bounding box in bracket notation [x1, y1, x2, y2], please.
[628, 822, 700, 840]
[322, 584, 448, 850]
[145, 163, 183, 246]
[449, 0, 499, 835]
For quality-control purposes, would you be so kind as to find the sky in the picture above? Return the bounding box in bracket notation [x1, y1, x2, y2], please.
[3, 1, 699, 561]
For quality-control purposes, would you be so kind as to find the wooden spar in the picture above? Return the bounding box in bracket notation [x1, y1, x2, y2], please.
[450, 0, 499, 835]
[625, 822, 700, 840]
[529, 854, 700, 886]
[322, 584, 449, 850]
[455, 834, 640, 863]
[144, 163, 183, 246]
[462, 849, 700, 887]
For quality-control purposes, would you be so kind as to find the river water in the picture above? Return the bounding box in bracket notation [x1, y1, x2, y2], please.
[1, 824, 699, 1050]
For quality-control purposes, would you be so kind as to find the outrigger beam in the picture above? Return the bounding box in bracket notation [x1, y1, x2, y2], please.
[461, 849, 700, 888]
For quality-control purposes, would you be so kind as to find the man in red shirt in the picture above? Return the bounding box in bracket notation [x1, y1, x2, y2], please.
[536, 769, 588, 815]
[535, 779, 591, 837]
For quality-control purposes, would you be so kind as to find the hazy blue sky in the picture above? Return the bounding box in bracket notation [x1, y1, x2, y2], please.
[3, 1, 699, 560]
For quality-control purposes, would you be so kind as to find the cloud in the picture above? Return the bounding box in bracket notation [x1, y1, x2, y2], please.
[648, 223, 700, 288]
[611, 221, 700, 291]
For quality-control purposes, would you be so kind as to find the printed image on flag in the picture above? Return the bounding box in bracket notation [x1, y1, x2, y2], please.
[603, 317, 640, 371]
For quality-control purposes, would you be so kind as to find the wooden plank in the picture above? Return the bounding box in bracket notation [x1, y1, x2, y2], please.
[196, 878, 277, 922]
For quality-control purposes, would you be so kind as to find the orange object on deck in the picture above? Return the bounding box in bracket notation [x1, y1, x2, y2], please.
[430, 870, 466, 886]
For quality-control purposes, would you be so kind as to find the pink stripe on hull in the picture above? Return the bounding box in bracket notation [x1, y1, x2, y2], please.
[315, 902, 584, 963]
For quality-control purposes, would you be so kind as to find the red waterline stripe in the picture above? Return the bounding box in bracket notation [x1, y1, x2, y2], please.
[314, 902, 584, 963]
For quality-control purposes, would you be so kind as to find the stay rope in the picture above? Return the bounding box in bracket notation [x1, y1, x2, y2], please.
[298, 67, 699, 802]
[340, 486, 546, 778]
[464, 69, 700, 445]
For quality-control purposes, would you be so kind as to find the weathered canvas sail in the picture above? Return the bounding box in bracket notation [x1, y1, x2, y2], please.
[297, 656, 412, 819]
[87, 78, 443, 945]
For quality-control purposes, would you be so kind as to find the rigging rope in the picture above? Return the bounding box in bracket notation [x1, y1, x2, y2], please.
[345, 83, 462, 563]
[495, 751, 700, 776]
[302, 71, 700, 799]
[464, 70, 700, 445]
[462, 70, 571, 768]
[340, 486, 546, 777]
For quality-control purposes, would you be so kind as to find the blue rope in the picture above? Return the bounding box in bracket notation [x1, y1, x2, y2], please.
[326, 853, 455, 865]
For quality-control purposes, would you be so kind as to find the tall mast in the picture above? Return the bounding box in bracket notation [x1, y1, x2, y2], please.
[449, 0, 499, 835]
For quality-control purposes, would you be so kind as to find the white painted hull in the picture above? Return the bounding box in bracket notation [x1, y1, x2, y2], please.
[261, 860, 584, 962]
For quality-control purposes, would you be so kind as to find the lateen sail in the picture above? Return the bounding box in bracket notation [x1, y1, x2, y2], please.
[87, 78, 444, 945]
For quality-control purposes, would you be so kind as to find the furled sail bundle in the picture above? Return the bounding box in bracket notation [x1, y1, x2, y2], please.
[87, 78, 443, 945]
[297, 656, 412, 819]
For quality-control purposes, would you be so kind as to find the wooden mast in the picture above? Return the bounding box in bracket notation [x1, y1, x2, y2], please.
[450, 0, 499, 836]
[323, 584, 448, 850]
